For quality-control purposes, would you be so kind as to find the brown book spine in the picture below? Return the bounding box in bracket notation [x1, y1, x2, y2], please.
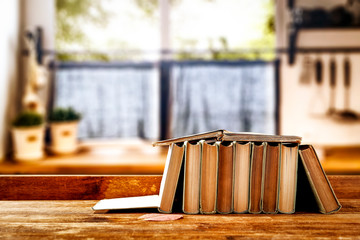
[233, 142, 252, 213]
[183, 141, 202, 214]
[262, 143, 280, 214]
[200, 141, 220, 214]
[216, 142, 234, 214]
[249, 142, 266, 214]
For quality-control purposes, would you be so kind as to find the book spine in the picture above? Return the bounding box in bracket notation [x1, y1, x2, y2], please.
[262, 142, 280, 214]
[249, 142, 266, 214]
[199, 141, 220, 214]
[278, 143, 299, 214]
[216, 141, 234, 214]
[261, 142, 267, 213]
[233, 142, 252, 214]
[182, 141, 202, 214]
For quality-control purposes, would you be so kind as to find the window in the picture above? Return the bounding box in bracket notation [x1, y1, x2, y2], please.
[56, 0, 275, 60]
[53, 0, 277, 140]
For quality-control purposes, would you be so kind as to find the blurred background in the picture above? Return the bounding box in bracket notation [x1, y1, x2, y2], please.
[0, 0, 360, 174]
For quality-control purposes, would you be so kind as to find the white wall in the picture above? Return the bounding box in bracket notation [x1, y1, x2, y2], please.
[22, 0, 55, 115]
[276, 0, 360, 147]
[22, 0, 55, 50]
[0, 0, 55, 161]
[0, 1, 21, 161]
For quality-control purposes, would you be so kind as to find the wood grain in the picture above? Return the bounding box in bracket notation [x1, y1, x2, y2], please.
[328, 175, 360, 200]
[0, 175, 359, 201]
[0, 175, 360, 239]
[0, 199, 359, 239]
[0, 175, 162, 200]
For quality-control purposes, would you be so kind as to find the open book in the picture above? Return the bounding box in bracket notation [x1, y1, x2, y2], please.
[93, 142, 185, 212]
[153, 130, 302, 146]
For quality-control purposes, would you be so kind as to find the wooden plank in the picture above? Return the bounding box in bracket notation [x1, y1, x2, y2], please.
[0, 175, 162, 200]
[328, 175, 360, 200]
[0, 200, 359, 239]
[0, 175, 359, 200]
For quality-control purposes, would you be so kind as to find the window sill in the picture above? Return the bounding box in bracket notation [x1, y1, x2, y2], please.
[0, 139, 167, 175]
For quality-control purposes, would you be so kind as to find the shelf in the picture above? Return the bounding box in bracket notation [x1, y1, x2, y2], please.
[297, 29, 360, 48]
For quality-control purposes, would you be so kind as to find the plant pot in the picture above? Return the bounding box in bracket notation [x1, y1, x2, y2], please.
[50, 121, 79, 155]
[12, 125, 45, 162]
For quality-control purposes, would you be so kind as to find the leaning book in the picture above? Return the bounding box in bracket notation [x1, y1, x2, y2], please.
[298, 145, 341, 214]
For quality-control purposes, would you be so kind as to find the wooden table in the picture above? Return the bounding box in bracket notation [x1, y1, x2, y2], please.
[0, 175, 359, 239]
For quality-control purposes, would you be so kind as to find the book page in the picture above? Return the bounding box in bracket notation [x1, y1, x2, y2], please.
[92, 195, 160, 211]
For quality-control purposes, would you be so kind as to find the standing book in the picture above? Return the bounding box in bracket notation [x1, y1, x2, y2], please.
[216, 141, 234, 214]
[262, 142, 280, 214]
[249, 142, 266, 213]
[233, 142, 252, 213]
[278, 143, 299, 214]
[183, 141, 202, 214]
[200, 141, 220, 214]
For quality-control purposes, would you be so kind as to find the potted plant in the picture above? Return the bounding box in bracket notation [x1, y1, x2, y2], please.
[48, 107, 82, 155]
[12, 111, 45, 162]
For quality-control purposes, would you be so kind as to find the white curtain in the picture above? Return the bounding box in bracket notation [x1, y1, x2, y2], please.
[54, 65, 159, 140]
[54, 61, 277, 140]
[169, 62, 276, 138]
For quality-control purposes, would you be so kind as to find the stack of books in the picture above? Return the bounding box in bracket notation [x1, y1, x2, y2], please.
[93, 130, 341, 214]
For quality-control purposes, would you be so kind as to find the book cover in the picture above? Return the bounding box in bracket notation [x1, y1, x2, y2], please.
[159, 142, 186, 213]
[153, 130, 301, 146]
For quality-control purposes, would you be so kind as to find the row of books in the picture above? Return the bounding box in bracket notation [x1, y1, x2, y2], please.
[161, 141, 299, 214]
[93, 130, 341, 214]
